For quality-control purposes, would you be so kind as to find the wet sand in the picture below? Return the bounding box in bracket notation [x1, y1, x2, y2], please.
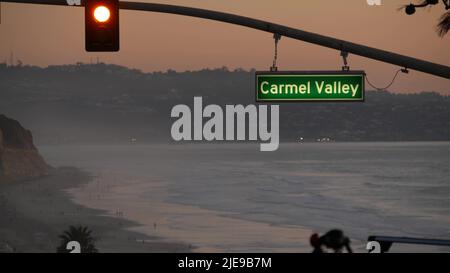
[68, 172, 314, 252]
[0, 167, 191, 253]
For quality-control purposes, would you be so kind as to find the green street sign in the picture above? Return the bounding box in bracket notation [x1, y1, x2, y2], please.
[256, 71, 365, 102]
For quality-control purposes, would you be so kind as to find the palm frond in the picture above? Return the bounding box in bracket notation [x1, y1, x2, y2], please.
[437, 11, 450, 37]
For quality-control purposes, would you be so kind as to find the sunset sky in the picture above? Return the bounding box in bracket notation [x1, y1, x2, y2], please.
[0, 0, 449, 93]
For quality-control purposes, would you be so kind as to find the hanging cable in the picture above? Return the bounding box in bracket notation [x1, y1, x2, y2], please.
[365, 68, 409, 91]
[270, 33, 281, 72]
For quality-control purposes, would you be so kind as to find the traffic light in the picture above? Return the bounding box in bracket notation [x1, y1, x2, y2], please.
[85, 0, 120, 52]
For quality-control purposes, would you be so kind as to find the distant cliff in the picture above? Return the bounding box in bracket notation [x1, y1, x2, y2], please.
[0, 114, 49, 182]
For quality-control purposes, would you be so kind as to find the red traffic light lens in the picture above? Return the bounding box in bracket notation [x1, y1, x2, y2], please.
[93, 6, 111, 22]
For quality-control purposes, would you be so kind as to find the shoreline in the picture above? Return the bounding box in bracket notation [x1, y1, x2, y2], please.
[0, 167, 191, 253]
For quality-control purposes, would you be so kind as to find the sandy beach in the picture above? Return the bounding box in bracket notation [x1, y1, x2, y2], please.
[0, 167, 191, 253]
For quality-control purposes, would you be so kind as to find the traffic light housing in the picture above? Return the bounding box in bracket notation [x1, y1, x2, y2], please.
[85, 0, 120, 52]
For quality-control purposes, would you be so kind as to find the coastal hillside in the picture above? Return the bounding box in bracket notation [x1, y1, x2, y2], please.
[0, 114, 49, 182]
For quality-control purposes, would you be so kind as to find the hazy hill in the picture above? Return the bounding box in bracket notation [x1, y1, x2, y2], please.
[0, 63, 449, 144]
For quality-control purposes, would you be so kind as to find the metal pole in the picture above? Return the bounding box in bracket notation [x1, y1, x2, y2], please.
[1, 0, 450, 79]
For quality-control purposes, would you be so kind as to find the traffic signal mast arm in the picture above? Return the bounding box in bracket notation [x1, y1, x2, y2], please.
[2, 0, 450, 79]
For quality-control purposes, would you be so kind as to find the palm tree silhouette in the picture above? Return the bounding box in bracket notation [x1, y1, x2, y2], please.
[56, 226, 98, 253]
[402, 0, 450, 37]
[437, 11, 450, 36]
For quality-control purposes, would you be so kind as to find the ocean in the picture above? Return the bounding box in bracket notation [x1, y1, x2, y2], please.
[40, 142, 450, 252]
